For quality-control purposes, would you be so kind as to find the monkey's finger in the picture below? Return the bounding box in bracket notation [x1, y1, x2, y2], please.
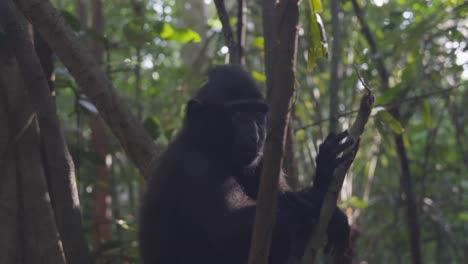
[334, 151, 356, 167]
[335, 130, 349, 143]
[331, 139, 355, 158]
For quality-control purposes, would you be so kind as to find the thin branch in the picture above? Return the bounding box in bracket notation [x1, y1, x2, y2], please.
[296, 87, 456, 131]
[214, 0, 240, 64]
[236, 0, 247, 65]
[248, 0, 300, 263]
[350, 0, 389, 88]
[302, 92, 375, 263]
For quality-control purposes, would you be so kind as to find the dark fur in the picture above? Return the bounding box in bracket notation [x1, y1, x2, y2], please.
[139, 65, 350, 264]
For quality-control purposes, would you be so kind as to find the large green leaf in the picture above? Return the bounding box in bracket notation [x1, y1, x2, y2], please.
[375, 86, 402, 106]
[374, 110, 405, 135]
[306, 0, 328, 67]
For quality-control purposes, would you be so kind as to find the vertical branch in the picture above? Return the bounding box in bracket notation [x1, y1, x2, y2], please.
[1, 1, 92, 263]
[328, 0, 341, 134]
[284, 109, 299, 189]
[302, 92, 374, 263]
[131, 0, 144, 120]
[248, 0, 300, 263]
[90, 0, 112, 249]
[236, 0, 246, 65]
[214, 0, 240, 64]
[0, 1, 68, 262]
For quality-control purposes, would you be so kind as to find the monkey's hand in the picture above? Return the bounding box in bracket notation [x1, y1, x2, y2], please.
[314, 130, 355, 189]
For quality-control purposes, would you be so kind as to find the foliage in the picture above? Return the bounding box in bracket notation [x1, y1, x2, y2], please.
[50, 0, 467, 263]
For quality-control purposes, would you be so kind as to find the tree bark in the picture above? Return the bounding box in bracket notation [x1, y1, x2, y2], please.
[90, 0, 112, 248]
[248, 0, 300, 263]
[236, 0, 247, 65]
[0, 31, 66, 264]
[15, 0, 159, 178]
[284, 115, 299, 189]
[1, 1, 92, 262]
[214, 0, 240, 64]
[328, 0, 341, 134]
[0, 75, 19, 264]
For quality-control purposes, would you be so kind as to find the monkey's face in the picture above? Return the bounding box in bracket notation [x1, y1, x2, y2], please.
[227, 100, 268, 168]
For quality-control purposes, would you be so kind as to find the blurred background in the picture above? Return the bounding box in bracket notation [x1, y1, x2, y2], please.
[48, 0, 467, 263]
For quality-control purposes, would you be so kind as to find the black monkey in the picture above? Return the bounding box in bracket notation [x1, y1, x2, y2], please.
[139, 65, 354, 264]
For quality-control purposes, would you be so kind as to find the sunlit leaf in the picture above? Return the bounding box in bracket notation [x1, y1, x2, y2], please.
[458, 212, 468, 222]
[309, 0, 323, 12]
[252, 37, 264, 50]
[251, 71, 266, 82]
[349, 196, 368, 209]
[156, 22, 201, 43]
[295, 130, 306, 142]
[307, 12, 328, 67]
[116, 219, 130, 230]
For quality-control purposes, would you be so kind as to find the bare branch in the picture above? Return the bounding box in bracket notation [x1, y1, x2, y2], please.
[214, 0, 240, 64]
[248, 0, 300, 263]
[302, 92, 375, 263]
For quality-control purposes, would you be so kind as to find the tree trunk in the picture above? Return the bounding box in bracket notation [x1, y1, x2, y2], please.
[89, 0, 112, 249]
[15, 0, 159, 178]
[0, 1, 92, 262]
[0, 37, 66, 264]
[248, 0, 300, 263]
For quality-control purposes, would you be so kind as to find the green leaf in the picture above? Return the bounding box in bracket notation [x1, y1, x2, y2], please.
[306, 12, 328, 67]
[420, 99, 431, 128]
[144, 116, 161, 140]
[251, 71, 266, 82]
[375, 86, 402, 106]
[156, 22, 201, 43]
[349, 196, 368, 209]
[116, 219, 130, 230]
[60, 10, 81, 32]
[374, 119, 393, 147]
[309, 0, 323, 12]
[458, 212, 468, 222]
[251, 37, 264, 50]
[375, 110, 405, 135]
